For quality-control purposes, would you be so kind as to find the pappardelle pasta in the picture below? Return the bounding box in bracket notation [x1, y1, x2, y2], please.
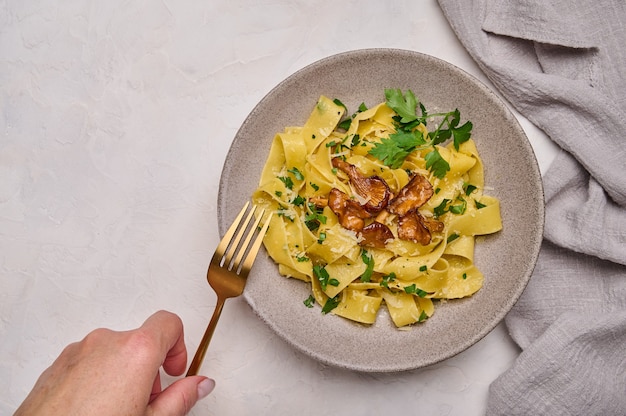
[252, 90, 502, 328]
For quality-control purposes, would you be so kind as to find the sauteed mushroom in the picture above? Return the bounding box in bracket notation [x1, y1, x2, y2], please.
[387, 173, 434, 216]
[397, 211, 433, 245]
[327, 188, 371, 232]
[332, 158, 391, 213]
[360, 221, 394, 248]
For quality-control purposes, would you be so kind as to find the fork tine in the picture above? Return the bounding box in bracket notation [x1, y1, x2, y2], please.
[222, 204, 257, 267]
[231, 208, 266, 272]
[239, 211, 272, 274]
[214, 201, 250, 260]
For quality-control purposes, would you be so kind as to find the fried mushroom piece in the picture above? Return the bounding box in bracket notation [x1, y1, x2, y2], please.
[397, 211, 445, 245]
[327, 188, 371, 232]
[397, 211, 432, 245]
[331, 157, 391, 213]
[360, 222, 394, 248]
[387, 173, 434, 216]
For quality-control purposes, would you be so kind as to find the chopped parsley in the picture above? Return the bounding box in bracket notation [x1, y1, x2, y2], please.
[447, 233, 460, 244]
[313, 265, 333, 290]
[435, 197, 467, 217]
[380, 272, 396, 288]
[434, 199, 451, 218]
[278, 176, 294, 190]
[277, 204, 294, 222]
[296, 254, 310, 262]
[338, 118, 352, 130]
[303, 295, 315, 308]
[448, 197, 467, 215]
[360, 250, 375, 282]
[291, 195, 306, 206]
[322, 295, 340, 314]
[305, 203, 327, 232]
[463, 183, 477, 196]
[288, 167, 304, 181]
[317, 232, 327, 244]
[404, 284, 428, 298]
[333, 98, 347, 109]
[418, 310, 428, 322]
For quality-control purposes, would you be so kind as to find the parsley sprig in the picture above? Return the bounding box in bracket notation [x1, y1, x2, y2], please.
[368, 89, 473, 178]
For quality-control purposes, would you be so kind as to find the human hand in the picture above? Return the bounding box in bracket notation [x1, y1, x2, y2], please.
[14, 310, 214, 416]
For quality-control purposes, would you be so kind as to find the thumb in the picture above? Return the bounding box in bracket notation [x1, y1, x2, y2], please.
[147, 376, 215, 416]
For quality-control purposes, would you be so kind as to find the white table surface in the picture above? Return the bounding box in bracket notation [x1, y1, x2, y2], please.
[1, 1, 559, 414]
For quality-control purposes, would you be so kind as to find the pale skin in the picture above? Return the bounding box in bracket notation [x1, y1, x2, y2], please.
[14, 310, 214, 416]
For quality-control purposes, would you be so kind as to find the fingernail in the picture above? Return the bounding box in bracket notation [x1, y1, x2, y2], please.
[197, 378, 215, 399]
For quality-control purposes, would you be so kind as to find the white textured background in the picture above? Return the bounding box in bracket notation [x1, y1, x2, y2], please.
[0, 1, 558, 414]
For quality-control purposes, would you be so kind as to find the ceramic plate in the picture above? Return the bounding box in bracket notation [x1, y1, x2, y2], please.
[218, 49, 544, 372]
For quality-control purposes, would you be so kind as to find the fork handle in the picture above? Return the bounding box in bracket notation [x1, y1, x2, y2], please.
[186, 296, 226, 376]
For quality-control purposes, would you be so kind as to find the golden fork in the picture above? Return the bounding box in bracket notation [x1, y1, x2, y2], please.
[186, 202, 272, 376]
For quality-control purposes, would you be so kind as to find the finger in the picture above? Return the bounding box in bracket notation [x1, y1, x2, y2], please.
[149, 371, 162, 403]
[148, 376, 215, 416]
[140, 310, 188, 376]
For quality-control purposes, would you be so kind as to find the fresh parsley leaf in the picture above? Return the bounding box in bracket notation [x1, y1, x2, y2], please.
[475, 200, 487, 209]
[321, 295, 340, 314]
[385, 89, 418, 123]
[360, 250, 375, 282]
[429, 127, 452, 146]
[419, 265, 427, 272]
[424, 148, 450, 179]
[368, 130, 424, 169]
[309, 182, 320, 191]
[452, 120, 472, 150]
[288, 167, 304, 181]
[317, 231, 326, 244]
[304, 295, 315, 308]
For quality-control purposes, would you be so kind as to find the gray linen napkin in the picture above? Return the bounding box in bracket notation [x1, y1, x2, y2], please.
[437, 0, 626, 414]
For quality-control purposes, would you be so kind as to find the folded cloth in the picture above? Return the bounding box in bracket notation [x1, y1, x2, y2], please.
[437, 0, 626, 414]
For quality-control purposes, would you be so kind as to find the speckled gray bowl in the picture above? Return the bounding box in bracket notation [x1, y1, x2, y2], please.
[218, 49, 544, 372]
